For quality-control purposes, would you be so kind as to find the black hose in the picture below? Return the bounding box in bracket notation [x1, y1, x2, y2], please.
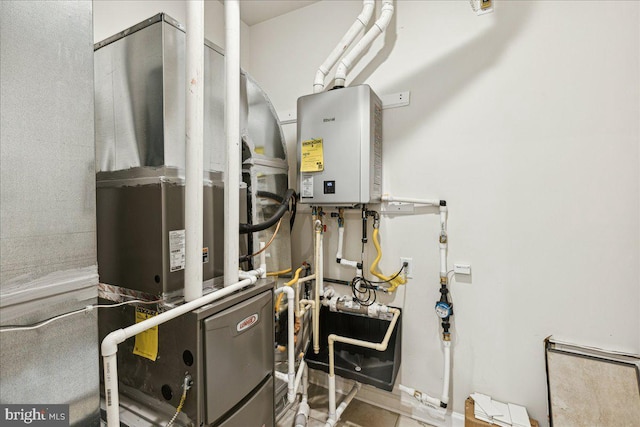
[239, 189, 296, 234]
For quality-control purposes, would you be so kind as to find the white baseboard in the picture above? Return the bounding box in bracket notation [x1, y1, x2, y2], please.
[308, 370, 464, 427]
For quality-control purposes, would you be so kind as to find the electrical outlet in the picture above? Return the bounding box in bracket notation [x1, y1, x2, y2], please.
[454, 263, 471, 275]
[381, 91, 411, 109]
[400, 257, 413, 279]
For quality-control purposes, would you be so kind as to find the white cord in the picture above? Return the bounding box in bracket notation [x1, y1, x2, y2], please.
[0, 299, 163, 333]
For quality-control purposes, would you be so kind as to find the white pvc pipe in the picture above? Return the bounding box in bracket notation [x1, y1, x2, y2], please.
[103, 354, 119, 425]
[336, 225, 359, 268]
[274, 286, 296, 402]
[295, 402, 310, 427]
[325, 382, 361, 427]
[381, 194, 440, 206]
[313, 0, 375, 93]
[184, 0, 204, 302]
[292, 359, 306, 398]
[313, 221, 323, 353]
[102, 274, 260, 427]
[397, 337, 451, 409]
[328, 375, 337, 420]
[319, 227, 324, 296]
[224, 0, 240, 287]
[259, 242, 267, 278]
[398, 384, 441, 408]
[340, 259, 359, 268]
[239, 268, 264, 279]
[441, 341, 451, 405]
[295, 350, 310, 427]
[336, 227, 344, 260]
[297, 299, 315, 319]
[334, 0, 394, 88]
[302, 363, 309, 400]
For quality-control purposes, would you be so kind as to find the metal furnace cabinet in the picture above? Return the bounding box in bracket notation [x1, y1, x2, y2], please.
[98, 280, 275, 427]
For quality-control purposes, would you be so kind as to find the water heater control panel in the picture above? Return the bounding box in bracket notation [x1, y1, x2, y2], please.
[297, 85, 382, 206]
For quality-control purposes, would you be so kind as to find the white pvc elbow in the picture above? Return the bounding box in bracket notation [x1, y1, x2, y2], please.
[313, 0, 375, 93]
[334, 0, 394, 88]
[101, 329, 127, 357]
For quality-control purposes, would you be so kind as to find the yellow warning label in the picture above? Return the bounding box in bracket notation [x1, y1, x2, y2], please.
[301, 138, 324, 172]
[133, 307, 158, 361]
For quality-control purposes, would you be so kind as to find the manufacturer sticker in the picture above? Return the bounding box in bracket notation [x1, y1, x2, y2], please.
[202, 247, 209, 264]
[236, 313, 259, 332]
[300, 138, 324, 172]
[301, 175, 314, 198]
[169, 229, 185, 272]
[133, 306, 158, 361]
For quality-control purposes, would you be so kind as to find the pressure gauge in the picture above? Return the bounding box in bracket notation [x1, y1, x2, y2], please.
[435, 302, 452, 318]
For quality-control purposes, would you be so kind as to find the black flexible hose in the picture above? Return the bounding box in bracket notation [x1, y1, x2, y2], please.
[239, 189, 296, 234]
[256, 190, 297, 230]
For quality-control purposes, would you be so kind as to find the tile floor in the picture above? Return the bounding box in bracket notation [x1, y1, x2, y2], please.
[277, 383, 434, 427]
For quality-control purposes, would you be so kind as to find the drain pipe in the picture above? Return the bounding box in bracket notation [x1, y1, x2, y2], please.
[313, 0, 375, 93]
[102, 272, 262, 427]
[184, 0, 204, 302]
[224, 0, 240, 287]
[334, 0, 395, 88]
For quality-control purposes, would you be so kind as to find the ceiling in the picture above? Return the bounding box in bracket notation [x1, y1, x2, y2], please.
[233, 1, 319, 26]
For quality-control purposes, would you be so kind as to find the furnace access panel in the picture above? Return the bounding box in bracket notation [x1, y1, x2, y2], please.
[297, 85, 382, 206]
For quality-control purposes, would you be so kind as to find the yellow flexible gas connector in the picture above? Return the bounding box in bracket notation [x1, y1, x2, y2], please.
[370, 228, 406, 292]
[274, 266, 304, 313]
[267, 267, 293, 277]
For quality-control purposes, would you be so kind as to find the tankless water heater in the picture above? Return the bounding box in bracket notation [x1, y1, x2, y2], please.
[297, 85, 382, 206]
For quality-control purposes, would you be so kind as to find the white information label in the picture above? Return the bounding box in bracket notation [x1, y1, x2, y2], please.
[169, 229, 186, 272]
[302, 175, 314, 198]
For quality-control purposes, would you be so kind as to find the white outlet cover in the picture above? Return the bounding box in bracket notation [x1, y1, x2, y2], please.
[400, 257, 413, 278]
[454, 263, 471, 275]
[381, 91, 410, 109]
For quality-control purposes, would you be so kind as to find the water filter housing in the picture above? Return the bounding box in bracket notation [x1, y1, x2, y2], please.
[297, 85, 382, 205]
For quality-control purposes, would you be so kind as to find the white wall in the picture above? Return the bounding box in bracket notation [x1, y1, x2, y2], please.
[248, 1, 640, 425]
[93, 0, 251, 67]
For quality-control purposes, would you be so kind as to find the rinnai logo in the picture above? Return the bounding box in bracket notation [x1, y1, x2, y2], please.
[1, 405, 69, 426]
[236, 313, 259, 332]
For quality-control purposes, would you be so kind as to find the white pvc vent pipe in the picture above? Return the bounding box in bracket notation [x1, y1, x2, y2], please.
[224, 0, 240, 287]
[313, 0, 375, 93]
[334, 0, 394, 88]
[102, 272, 263, 427]
[184, 0, 204, 302]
